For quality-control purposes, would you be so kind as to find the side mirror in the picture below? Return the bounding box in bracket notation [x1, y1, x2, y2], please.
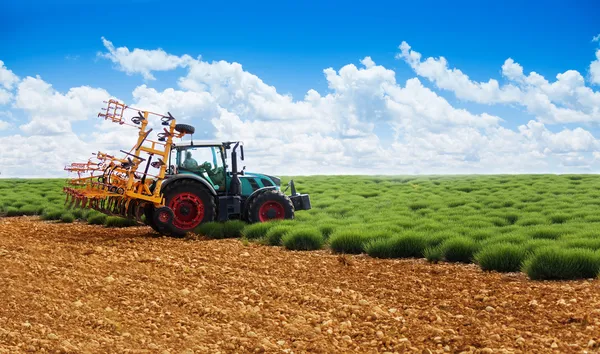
[240, 145, 244, 161]
[241, 166, 246, 175]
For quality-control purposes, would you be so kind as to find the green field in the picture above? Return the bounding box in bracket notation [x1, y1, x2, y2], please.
[2, 175, 600, 280]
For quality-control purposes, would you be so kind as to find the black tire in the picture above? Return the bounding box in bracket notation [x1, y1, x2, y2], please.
[161, 179, 216, 237]
[175, 123, 195, 135]
[246, 189, 294, 223]
[144, 203, 161, 233]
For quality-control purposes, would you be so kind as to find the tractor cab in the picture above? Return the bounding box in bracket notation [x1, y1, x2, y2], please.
[172, 142, 227, 192]
[168, 141, 282, 198]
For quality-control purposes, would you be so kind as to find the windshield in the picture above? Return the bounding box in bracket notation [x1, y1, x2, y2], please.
[177, 146, 225, 190]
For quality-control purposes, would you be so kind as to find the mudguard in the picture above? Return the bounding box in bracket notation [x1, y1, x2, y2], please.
[160, 174, 217, 196]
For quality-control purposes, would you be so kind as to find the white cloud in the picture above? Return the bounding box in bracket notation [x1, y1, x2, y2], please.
[0, 133, 94, 178]
[0, 60, 19, 90]
[397, 41, 600, 124]
[14, 76, 110, 135]
[518, 120, 599, 153]
[3, 40, 600, 177]
[593, 34, 600, 42]
[0, 89, 12, 105]
[397, 42, 522, 104]
[99, 37, 194, 80]
[590, 49, 600, 85]
[0, 120, 11, 130]
[0, 60, 19, 105]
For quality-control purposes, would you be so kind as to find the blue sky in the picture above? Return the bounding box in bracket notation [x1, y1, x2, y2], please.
[0, 0, 599, 176]
[2, 0, 598, 98]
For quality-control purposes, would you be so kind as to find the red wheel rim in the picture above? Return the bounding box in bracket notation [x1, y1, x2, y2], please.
[169, 192, 205, 229]
[158, 211, 171, 223]
[258, 201, 285, 222]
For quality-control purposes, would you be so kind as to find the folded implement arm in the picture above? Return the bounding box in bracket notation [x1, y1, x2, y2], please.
[63, 99, 191, 223]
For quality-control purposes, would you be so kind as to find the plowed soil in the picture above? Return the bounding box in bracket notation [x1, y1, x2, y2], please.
[1, 217, 599, 354]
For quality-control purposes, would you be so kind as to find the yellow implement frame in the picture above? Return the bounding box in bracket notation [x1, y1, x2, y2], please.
[63, 100, 191, 221]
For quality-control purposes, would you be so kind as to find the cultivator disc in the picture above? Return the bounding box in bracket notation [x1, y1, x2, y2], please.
[63, 99, 193, 227]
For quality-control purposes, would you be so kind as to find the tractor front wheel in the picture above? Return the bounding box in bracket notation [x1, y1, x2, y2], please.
[144, 203, 161, 233]
[247, 190, 294, 223]
[161, 180, 216, 237]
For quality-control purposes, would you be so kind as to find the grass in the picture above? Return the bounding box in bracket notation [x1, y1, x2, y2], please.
[41, 209, 64, 221]
[522, 247, 600, 280]
[60, 213, 75, 223]
[424, 246, 443, 263]
[365, 233, 427, 259]
[264, 225, 294, 246]
[105, 217, 138, 228]
[194, 220, 247, 239]
[4, 175, 600, 280]
[87, 213, 107, 225]
[439, 237, 479, 263]
[242, 222, 277, 240]
[474, 243, 528, 272]
[329, 230, 370, 254]
[282, 228, 324, 251]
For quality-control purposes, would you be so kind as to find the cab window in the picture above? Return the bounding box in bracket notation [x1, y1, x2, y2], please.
[178, 147, 225, 190]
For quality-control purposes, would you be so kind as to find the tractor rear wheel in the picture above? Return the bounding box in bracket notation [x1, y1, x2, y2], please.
[161, 180, 216, 237]
[246, 189, 294, 223]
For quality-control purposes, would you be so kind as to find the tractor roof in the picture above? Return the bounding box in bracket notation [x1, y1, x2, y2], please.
[173, 140, 243, 149]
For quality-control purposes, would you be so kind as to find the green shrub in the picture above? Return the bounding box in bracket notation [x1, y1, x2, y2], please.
[408, 202, 428, 211]
[19, 205, 39, 216]
[105, 217, 137, 228]
[60, 213, 75, 223]
[365, 233, 427, 259]
[282, 228, 324, 251]
[71, 208, 84, 219]
[549, 213, 570, 224]
[560, 238, 600, 251]
[329, 230, 369, 254]
[474, 243, 527, 272]
[194, 222, 224, 238]
[222, 220, 246, 238]
[318, 224, 336, 239]
[526, 226, 563, 240]
[440, 237, 479, 263]
[480, 233, 527, 247]
[523, 247, 600, 280]
[468, 230, 496, 241]
[264, 225, 294, 246]
[523, 239, 555, 253]
[87, 213, 107, 225]
[36, 204, 49, 214]
[425, 232, 457, 247]
[424, 246, 443, 263]
[364, 238, 392, 258]
[517, 216, 547, 226]
[5, 207, 21, 216]
[242, 222, 276, 240]
[41, 209, 64, 221]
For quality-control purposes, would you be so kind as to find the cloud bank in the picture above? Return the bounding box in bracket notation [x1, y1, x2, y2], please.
[1, 38, 600, 177]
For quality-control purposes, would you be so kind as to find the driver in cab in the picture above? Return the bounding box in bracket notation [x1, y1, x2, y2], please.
[183, 151, 200, 170]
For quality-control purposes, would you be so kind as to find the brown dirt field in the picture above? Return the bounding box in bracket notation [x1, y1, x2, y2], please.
[0, 217, 599, 354]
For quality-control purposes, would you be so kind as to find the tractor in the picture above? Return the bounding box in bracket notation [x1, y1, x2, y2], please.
[63, 100, 311, 238]
[145, 136, 312, 237]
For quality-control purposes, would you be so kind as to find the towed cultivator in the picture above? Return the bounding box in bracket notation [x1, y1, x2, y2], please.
[64, 100, 311, 237]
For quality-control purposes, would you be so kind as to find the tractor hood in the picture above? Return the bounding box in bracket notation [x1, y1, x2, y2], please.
[242, 172, 280, 186]
[237, 172, 281, 196]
